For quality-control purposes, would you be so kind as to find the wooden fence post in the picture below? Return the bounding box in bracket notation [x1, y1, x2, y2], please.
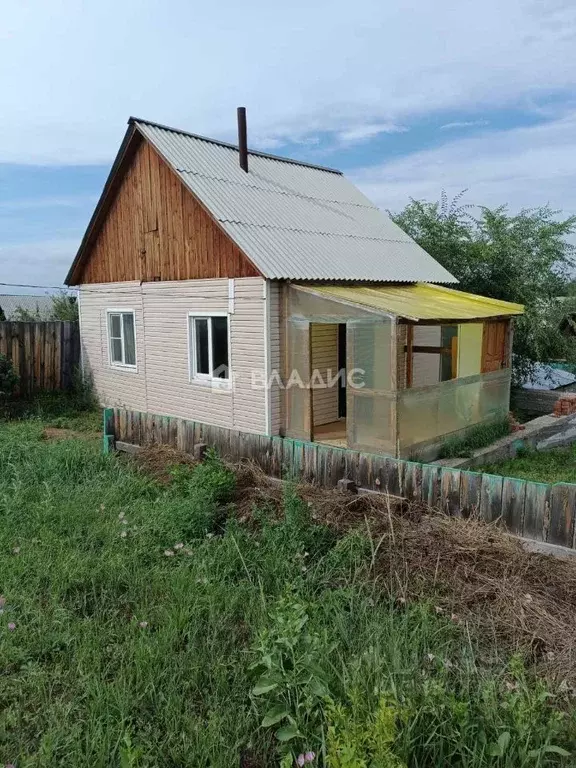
[102, 407, 115, 455]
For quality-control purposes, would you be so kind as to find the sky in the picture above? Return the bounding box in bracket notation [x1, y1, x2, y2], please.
[1, 0, 576, 293]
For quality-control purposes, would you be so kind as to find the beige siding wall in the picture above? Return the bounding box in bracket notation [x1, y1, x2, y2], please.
[79, 277, 269, 434]
[268, 281, 282, 435]
[79, 282, 148, 411]
[311, 323, 339, 427]
[231, 279, 267, 433]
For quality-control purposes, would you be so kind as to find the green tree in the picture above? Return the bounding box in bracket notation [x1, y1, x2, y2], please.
[49, 292, 78, 321]
[391, 192, 576, 382]
[13, 292, 78, 322]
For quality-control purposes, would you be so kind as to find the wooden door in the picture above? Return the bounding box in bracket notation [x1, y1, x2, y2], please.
[481, 321, 508, 373]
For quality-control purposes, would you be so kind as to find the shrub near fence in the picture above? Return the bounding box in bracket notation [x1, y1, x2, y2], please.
[106, 408, 576, 550]
[0, 321, 80, 396]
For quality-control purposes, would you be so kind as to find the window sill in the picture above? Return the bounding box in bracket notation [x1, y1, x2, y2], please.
[189, 377, 232, 391]
[110, 363, 138, 373]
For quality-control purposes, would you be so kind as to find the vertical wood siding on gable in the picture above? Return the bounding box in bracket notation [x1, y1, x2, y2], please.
[78, 140, 260, 284]
[79, 278, 268, 434]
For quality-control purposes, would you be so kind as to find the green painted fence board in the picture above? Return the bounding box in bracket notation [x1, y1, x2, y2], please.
[459, 471, 481, 519]
[441, 468, 461, 516]
[522, 482, 549, 541]
[422, 464, 442, 509]
[480, 474, 504, 523]
[548, 484, 576, 547]
[501, 477, 527, 534]
[381, 458, 403, 497]
[402, 462, 423, 503]
[105, 407, 576, 551]
[357, 452, 372, 490]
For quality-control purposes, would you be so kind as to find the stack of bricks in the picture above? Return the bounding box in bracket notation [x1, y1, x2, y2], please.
[553, 393, 576, 417]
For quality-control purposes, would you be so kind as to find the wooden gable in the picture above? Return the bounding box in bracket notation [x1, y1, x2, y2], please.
[72, 136, 261, 284]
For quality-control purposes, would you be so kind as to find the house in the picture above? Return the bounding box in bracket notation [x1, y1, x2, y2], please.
[66, 114, 523, 460]
[0, 294, 54, 321]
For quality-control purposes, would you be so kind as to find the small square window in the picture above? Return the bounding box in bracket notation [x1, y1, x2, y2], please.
[107, 311, 137, 368]
[190, 315, 229, 381]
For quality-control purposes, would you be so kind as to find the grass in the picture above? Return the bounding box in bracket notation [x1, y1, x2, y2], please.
[480, 443, 576, 484]
[0, 405, 575, 765]
[438, 417, 511, 459]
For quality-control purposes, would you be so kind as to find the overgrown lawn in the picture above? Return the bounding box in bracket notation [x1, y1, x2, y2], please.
[480, 444, 576, 484]
[0, 414, 574, 766]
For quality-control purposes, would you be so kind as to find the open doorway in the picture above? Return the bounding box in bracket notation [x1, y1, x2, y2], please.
[310, 322, 347, 447]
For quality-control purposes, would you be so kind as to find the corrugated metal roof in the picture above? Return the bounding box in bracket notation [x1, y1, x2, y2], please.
[297, 283, 524, 321]
[0, 294, 54, 320]
[134, 119, 457, 284]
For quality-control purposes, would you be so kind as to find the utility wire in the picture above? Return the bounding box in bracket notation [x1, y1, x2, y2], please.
[0, 281, 264, 300]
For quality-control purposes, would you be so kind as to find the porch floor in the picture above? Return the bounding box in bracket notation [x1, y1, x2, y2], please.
[314, 419, 347, 448]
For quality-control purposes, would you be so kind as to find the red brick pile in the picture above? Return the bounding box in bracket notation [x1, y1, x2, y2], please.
[553, 394, 576, 417]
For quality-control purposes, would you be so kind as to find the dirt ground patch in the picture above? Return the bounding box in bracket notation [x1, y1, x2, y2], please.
[128, 445, 576, 683]
[42, 427, 95, 442]
[129, 444, 198, 484]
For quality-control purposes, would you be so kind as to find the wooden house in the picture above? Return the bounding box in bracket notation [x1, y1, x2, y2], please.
[66, 115, 523, 460]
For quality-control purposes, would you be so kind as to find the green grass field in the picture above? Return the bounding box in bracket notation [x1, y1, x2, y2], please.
[0, 402, 575, 766]
[480, 444, 576, 484]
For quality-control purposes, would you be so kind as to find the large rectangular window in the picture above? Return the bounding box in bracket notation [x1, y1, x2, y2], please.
[189, 315, 229, 381]
[107, 310, 136, 368]
[405, 324, 457, 387]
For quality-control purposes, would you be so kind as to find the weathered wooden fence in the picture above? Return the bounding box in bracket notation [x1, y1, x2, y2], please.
[0, 321, 80, 395]
[106, 407, 576, 551]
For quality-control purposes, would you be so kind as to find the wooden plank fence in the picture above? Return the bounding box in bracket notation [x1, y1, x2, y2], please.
[106, 407, 576, 551]
[0, 321, 80, 395]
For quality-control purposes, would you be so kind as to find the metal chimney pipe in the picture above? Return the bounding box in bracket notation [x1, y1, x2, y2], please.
[237, 107, 248, 172]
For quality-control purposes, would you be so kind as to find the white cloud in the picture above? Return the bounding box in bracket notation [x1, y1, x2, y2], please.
[0, 0, 575, 164]
[352, 110, 576, 216]
[0, 195, 97, 212]
[337, 123, 408, 143]
[0, 239, 79, 289]
[251, 136, 285, 151]
[439, 120, 489, 130]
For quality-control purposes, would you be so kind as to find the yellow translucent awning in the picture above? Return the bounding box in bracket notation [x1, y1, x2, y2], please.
[296, 283, 524, 321]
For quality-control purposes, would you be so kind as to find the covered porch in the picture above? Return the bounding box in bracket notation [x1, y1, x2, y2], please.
[282, 283, 523, 459]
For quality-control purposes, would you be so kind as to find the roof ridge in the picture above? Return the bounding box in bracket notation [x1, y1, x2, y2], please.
[178, 167, 377, 209]
[130, 116, 343, 175]
[220, 218, 415, 242]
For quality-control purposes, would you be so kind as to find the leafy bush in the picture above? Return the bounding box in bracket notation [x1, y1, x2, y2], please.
[250, 593, 332, 761]
[326, 693, 406, 768]
[147, 450, 237, 543]
[0, 353, 18, 403]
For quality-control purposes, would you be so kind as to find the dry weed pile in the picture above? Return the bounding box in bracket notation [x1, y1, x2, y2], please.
[134, 450, 576, 683]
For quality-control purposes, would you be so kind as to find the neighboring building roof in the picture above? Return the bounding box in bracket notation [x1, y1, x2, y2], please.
[66, 116, 457, 285]
[521, 363, 576, 391]
[296, 282, 524, 321]
[0, 294, 54, 320]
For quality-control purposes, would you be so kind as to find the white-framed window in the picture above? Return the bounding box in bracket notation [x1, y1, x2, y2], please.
[188, 313, 230, 382]
[107, 309, 137, 368]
